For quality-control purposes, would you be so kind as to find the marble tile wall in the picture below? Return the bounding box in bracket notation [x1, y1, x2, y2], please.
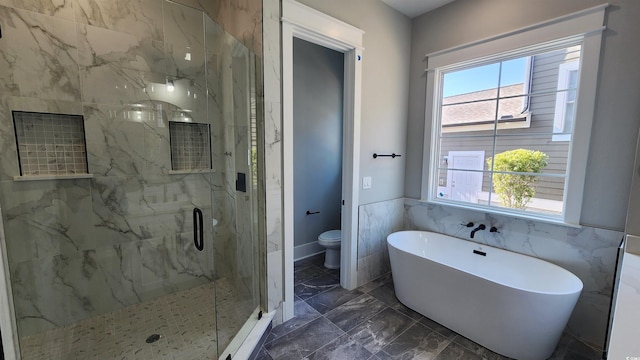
[262, 0, 285, 325]
[356, 199, 405, 287]
[0, 0, 263, 339]
[403, 198, 622, 349]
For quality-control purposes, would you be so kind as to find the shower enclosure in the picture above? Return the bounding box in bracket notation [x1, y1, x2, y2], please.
[0, 0, 264, 359]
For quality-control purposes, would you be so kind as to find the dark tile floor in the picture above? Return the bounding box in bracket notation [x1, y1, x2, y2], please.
[253, 254, 601, 360]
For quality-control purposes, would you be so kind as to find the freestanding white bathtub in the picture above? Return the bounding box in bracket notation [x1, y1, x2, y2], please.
[387, 231, 583, 360]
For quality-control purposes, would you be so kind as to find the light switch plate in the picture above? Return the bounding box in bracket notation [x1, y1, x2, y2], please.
[363, 176, 372, 189]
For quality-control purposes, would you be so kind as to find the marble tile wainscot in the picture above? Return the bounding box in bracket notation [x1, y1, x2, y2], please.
[356, 198, 404, 287]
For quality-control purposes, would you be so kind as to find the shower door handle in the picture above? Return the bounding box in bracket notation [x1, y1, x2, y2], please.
[193, 207, 204, 251]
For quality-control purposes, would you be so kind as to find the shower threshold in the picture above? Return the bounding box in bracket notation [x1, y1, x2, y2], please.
[18, 278, 254, 360]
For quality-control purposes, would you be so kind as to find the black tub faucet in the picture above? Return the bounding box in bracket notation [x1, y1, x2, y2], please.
[470, 224, 486, 238]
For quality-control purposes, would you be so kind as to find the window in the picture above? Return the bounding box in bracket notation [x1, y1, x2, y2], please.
[440, 56, 533, 134]
[422, 5, 606, 225]
[435, 45, 581, 216]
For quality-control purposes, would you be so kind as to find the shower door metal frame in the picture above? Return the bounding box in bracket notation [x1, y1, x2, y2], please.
[0, 207, 19, 360]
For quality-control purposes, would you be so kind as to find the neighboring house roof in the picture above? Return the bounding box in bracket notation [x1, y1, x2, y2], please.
[442, 83, 526, 126]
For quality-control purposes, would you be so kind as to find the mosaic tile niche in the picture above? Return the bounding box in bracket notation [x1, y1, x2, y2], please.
[13, 111, 88, 176]
[169, 121, 212, 171]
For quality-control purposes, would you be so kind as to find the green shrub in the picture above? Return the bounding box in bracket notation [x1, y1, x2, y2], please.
[486, 149, 549, 209]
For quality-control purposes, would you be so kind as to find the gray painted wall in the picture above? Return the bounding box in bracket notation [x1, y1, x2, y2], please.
[296, 0, 412, 205]
[405, 0, 640, 230]
[293, 38, 344, 248]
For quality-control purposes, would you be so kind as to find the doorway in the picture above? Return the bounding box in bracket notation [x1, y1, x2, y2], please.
[281, 0, 364, 321]
[293, 38, 344, 261]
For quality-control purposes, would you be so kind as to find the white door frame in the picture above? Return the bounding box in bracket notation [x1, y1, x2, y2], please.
[281, 0, 364, 320]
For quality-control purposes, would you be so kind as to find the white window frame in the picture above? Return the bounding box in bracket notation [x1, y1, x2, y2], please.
[553, 61, 580, 142]
[421, 4, 606, 226]
[521, 56, 534, 113]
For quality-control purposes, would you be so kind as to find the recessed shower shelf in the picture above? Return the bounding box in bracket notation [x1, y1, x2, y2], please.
[13, 174, 94, 182]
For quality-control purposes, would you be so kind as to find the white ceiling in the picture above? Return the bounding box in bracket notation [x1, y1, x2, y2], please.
[380, 0, 456, 18]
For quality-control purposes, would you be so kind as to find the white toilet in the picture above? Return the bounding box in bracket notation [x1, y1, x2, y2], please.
[318, 230, 341, 269]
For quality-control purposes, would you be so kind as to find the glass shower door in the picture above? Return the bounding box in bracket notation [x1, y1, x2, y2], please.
[205, 15, 262, 358]
[159, 0, 219, 357]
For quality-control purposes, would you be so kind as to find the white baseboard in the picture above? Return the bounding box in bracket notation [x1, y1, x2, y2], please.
[294, 241, 325, 261]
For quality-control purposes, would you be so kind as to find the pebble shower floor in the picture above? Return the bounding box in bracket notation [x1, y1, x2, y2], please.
[18, 279, 253, 360]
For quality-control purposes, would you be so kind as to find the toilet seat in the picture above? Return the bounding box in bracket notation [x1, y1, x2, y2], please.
[318, 230, 341, 246]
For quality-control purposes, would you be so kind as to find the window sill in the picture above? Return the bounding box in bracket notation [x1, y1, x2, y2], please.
[13, 174, 94, 182]
[420, 197, 582, 229]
